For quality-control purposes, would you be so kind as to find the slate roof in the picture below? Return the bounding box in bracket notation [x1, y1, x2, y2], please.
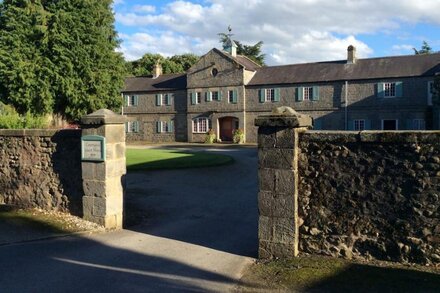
[249, 53, 440, 86]
[123, 73, 186, 92]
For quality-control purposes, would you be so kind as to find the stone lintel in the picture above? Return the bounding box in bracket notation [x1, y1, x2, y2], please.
[81, 109, 126, 125]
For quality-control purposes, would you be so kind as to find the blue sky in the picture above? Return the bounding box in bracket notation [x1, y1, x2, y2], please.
[113, 0, 440, 65]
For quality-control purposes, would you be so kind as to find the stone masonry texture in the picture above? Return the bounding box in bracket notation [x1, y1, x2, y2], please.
[298, 131, 440, 265]
[0, 129, 83, 214]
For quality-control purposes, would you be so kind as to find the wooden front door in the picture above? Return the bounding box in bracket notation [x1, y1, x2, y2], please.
[219, 117, 238, 141]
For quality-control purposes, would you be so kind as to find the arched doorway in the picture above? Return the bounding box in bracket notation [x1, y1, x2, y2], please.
[218, 117, 239, 142]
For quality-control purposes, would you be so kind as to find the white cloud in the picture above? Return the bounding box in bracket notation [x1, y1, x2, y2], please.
[113, 0, 124, 6]
[133, 5, 156, 13]
[115, 0, 440, 64]
[390, 44, 415, 55]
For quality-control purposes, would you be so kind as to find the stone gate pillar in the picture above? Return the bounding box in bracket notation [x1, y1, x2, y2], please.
[255, 107, 312, 259]
[80, 109, 126, 229]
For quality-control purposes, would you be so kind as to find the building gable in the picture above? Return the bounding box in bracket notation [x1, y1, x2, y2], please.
[187, 48, 245, 89]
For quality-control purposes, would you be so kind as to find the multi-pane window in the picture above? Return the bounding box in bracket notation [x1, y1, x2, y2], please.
[265, 88, 275, 102]
[228, 90, 234, 103]
[156, 93, 172, 106]
[196, 92, 202, 104]
[212, 91, 219, 101]
[384, 82, 396, 97]
[413, 119, 426, 130]
[125, 95, 138, 106]
[193, 117, 210, 133]
[354, 119, 365, 131]
[156, 121, 174, 133]
[125, 121, 139, 133]
[303, 87, 313, 101]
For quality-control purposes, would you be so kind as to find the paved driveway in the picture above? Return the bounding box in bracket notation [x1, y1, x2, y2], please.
[0, 146, 258, 292]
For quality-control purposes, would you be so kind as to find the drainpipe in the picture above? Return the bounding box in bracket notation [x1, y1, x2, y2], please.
[345, 81, 348, 130]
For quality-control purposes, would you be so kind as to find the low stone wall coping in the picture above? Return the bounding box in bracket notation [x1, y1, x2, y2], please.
[81, 109, 126, 125]
[0, 129, 81, 137]
[303, 130, 440, 143]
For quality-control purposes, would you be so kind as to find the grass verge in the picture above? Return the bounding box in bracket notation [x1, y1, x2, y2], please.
[236, 256, 440, 292]
[126, 148, 234, 171]
[0, 205, 103, 244]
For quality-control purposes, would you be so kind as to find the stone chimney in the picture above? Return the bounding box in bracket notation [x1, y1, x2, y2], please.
[153, 62, 162, 78]
[347, 45, 356, 64]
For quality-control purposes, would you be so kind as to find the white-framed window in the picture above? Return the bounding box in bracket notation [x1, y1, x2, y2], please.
[125, 95, 138, 106]
[156, 120, 174, 133]
[413, 119, 426, 130]
[428, 81, 434, 106]
[265, 88, 275, 102]
[354, 119, 365, 131]
[193, 117, 210, 133]
[382, 119, 398, 130]
[303, 87, 313, 101]
[196, 92, 202, 104]
[156, 93, 172, 106]
[212, 91, 219, 101]
[125, 121, 139, 133]
[384, 82, 396, 97]
[228, 90, 234, 103]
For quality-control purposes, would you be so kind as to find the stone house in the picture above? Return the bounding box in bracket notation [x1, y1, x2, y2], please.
[122, 43, 440, 143]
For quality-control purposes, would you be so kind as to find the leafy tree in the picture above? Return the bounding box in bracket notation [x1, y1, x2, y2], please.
[169, 54, 200, 71]
[413, 41, 433, 55]
[129, 53, 199, 77]
[218, 32, 265, 66]
[0, 0, 126, 121]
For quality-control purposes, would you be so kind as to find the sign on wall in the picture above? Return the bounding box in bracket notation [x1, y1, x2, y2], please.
[81, 135, 106, 162]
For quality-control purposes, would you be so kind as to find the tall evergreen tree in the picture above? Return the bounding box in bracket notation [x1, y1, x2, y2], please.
[0, 0, 126, 121]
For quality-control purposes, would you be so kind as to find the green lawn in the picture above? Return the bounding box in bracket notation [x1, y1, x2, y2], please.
[126, 148, 234, 171]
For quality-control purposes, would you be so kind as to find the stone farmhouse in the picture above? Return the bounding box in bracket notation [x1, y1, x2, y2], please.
[122, 42, 440, 143]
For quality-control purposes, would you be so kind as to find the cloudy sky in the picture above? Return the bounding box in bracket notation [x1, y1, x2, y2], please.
[113, 0, 440, 65]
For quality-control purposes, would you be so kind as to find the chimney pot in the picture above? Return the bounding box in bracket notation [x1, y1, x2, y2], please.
[347, 45, 356, 64]
[153, 62, 162, 78]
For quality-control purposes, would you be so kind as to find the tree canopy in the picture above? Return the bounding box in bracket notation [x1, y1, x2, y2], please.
[413, 41, 433, 55]
[0, 0, 126, 121]
[218, 33, 266, 66]
[128, 53, 199, 77]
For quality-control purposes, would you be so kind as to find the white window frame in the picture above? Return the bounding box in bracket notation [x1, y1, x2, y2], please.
[413, 119, 426, 130]
[303, 87, 313, 101]
[384, 82, 396, 98]
[193, 117, 210, 133]
[162, 94, 168, 106]
[125, 95, 138, 106]
[212, 91, 219, 101]
[428, 81, 434, 106]
[196, 92, 202, 104]
[126, 121, 139, 133]
[265, 88, 275, 102]
[158, 121, 170, 133]
[381, 119, 398, 130]
[228, 90, 234, 103]
[354, 119, 365, 131]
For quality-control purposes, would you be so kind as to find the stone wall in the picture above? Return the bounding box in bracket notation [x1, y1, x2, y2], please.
[256, 110, 440, 265]
[298, 131, 440, 265]
[0, 129, 83, 214]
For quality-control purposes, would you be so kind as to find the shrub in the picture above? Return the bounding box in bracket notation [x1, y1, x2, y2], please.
[233, 128, 245, 144]
[0, 102, 48, 129]
[204, 129, 216, 144]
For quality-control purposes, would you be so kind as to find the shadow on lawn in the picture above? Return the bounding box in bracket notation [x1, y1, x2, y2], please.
[303, 262, 440, 292]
